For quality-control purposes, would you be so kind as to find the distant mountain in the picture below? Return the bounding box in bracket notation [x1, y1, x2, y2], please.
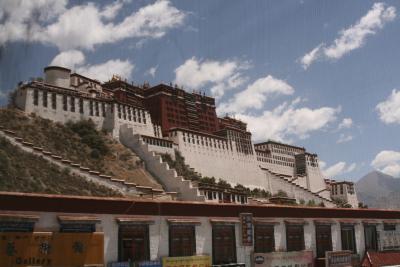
[356, 171, 400, 209]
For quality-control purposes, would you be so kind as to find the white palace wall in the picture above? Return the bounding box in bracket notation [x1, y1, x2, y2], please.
[16, 86, 156, 139]
[168, 131, 267, 189]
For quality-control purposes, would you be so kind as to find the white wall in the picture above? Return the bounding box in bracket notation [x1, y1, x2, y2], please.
[2, 210, 382, 266]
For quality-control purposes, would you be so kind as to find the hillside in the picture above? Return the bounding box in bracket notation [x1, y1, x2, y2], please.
[356, 170, 400, 209]
[0, 135, 121, 197]
[0, 108, 162, 189]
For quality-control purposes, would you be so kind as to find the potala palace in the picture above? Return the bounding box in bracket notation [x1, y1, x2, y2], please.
[14, 66, 358, 208]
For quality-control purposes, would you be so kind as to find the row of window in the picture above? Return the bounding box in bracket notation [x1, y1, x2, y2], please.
[204, 190, 247, 204]
[120, 222, 388, 264]
[33, 89, 108, 117]
[117, 104, 147, 124]
[182, 133, 232, 151]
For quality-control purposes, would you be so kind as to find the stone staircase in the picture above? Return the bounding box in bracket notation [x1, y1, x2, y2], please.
[0, 125, 173, 200]
[119, 125, 206, 202]
[263, 167, 333, 206]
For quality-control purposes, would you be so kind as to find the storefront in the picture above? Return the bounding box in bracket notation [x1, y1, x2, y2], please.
[1, 192, 400, 267]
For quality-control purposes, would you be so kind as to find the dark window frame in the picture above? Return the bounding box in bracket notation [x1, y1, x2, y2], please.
[42, 91, 48, 107]
[364, 224, 378, 251]
[79, 98, 84, 114]
[341, 224, 357, 254]
[60, 223, 95, 233]
[169, 224, 196, 257]
[286, 223, 305, 252]
[384, 223, 396, 231]
[33, 89, 39, 106]
[315, 224, 333, 258]
[212, 224, 237, 265]
[63, 95, 68, 111]
[254, 224, 275, 253]
[118, 224, 150, 263]
[51, 93, 57, 109]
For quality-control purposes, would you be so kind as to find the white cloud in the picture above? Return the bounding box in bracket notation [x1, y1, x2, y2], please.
[77, 59, 134, 82]
[371, 150, 400, 177]
[301, 2, 396, 69]
[300, 44, 324, 70]
[145, 66, 158, 78]
[376, 89, 400, 124]
[337, 133, 353, 144]
[50, 50, 134, 82]
[338, 117, 353, 129]
[322, 161, 356, 178]
[50, 50, 85, 70]
[0, 0, 186, 50]
[174, 57, 249, 98]
[233, 98, 339, 141]
[218, 75, 294, 114]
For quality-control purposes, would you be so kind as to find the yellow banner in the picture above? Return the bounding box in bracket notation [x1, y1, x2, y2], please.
[0, 232, 104, 267]
[162, 255, 211, 267]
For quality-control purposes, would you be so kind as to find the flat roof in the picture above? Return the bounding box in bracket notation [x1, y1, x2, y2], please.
[1, 192, 400, 219]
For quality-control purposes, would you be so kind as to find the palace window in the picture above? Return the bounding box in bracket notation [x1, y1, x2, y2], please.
[341, 224, 357, 253]
[70, 97, 75, 112]
[95, 102, 99, 116]
[102, 103, 106, 117]
[89, 101, 94, 116]
[63, 95, 68, 111]
[212, 224, 237, 264]
[42, 91, 48, 107]
[286, 223, 305, 252]
[315, 224, 332, 258]
[33, 89, 39, 106]
[364, 224, 378, 251]
[119, 224, 150, 262]
[79, 98, 84, 114]
[52, 93, 57, 109]
[254, 224, 275, 253]
[169, 225, 196, 257]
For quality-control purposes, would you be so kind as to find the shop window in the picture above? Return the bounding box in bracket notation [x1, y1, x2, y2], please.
[341, 224, 357, 253]
[63, 95, 68, 111]
[212, 224, 237, 264]
[60, 223, 95, 233]
[384, 223, 396, 231]
[169, 225, 196, 257]
[33, 89, 39, 106]
[52, 93, 57, 109]
[254, 224, 275, 253]
[286, 224, 305, 252]
[43, 91, 48, 107]
[315, 224, 332, 258]
[119, 225, 150, 262]
[364, 224, 378, 251]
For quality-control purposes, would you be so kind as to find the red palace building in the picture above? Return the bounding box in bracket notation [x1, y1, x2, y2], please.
[103, 77, 252, 153]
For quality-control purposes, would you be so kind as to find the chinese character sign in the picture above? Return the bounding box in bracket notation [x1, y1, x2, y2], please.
[240, 213, 253, 246]
[253, 251, 314, 267]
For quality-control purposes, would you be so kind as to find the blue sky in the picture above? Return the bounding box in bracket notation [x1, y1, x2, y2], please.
[1, 0, 400, 181]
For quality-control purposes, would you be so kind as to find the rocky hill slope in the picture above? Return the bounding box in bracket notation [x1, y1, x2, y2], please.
[0, 108, 163, 194]
[356, 170, 400, 209]
[0, 135, 121, 197]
